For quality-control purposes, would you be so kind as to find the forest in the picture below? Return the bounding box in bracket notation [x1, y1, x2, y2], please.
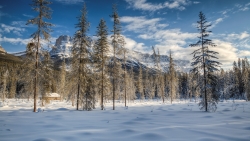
[0, 0, 249, 113]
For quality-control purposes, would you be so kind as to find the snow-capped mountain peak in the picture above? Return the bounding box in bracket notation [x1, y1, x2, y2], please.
[50, 35, 73, 58]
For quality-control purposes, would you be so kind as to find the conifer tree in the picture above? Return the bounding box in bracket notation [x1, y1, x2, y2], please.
[190, 11, 221, 112]
[237, 58, 244, 98]
[143, 67, 150, 99]
[41, 51, 53, 106]
[158, 73, 165, 102]
[94, 19, 110, 110]
[168, 51, 178, 104]
[121, 47, 128, 107]
[0, 67, 8, 102]
[110, 4, 124, 110]
[71, 3, 90, 110]
[137, 66, 144, 100]
[219, 69, 226, 101]
[128, 64, 136, 102]
[26, 0, 53, 112]
[9, 66, 17, 98]
[59, 57, 66, 101]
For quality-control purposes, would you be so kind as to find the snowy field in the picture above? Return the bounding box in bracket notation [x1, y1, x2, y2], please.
[0, 99, 250, 141]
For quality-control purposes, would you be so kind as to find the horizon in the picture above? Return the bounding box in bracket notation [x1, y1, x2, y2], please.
[0, 0, 249, 69]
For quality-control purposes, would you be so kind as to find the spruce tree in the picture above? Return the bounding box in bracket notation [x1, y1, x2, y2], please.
[0, 67, 7, 102]
[168, 51, 178, 104]
[71, 3, 90, 110]
[190, 11, 221, 112]
[121, 47, 128, 107]
[26, 0, 53, 112]
[110, 4, 124, 110]
[59, 57, 66, 101]
[137, 66, 144, 100]
[9, 66, 17, 98]
[94, 19, 110, 110]
[41, 51, 53, 106]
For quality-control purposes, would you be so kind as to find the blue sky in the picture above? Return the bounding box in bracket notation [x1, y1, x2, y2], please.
[0, 0, 250, 68]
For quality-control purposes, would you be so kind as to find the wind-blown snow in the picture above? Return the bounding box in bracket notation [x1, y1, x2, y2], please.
[0, 99, 249, 141]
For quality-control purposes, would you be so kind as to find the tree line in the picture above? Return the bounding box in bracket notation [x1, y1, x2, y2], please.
[0, 0, 249, 112]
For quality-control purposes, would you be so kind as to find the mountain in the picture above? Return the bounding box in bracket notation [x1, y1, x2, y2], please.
[9, 35, 191, 72]
[0, 45, 6, 54]
[50, 35, 73, 58]
[50, 35, 191, 72]
[0, 45, 22, 64]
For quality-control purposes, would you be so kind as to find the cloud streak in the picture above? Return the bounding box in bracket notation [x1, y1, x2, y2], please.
[0, 24, 26, 36]
[125, 0, 190, 11]
[54, 0, 84, 5]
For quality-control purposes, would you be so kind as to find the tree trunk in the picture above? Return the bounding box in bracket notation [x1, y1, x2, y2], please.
[113, 46, 116, 110]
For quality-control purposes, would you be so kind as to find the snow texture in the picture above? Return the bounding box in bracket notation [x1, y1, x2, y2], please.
[0, 100, 249, 141]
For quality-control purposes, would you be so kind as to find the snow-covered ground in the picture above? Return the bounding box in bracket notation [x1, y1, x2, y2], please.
[0, 99, 249, 141]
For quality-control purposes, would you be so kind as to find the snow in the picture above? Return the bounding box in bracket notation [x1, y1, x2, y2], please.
[0, 99, 249, 141]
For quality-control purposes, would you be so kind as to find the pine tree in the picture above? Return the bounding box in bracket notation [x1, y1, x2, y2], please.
[137, 66, 144, 100]
[242, 57, 250, 100]
[26, 0, 53, 112]
[71, 3, 91, 110]
[219, 69, 226, 101]
[128, 64, 136, 102]
[22, 42, 37, 101]
[152, 46, 165, 102]
[59, 57, 66, 101]
[94, 19, 110, 110]
[189, 72, 200, 102]
[0, 66, 8, 102]
[110, 4, 124, 110]
[232, 61, 240, 99]
[237, 58, 244, 98]
[168, 51, 178, 104]
[41, 51, 53, 106]
[9, 66, 17, 98]
[190, 11, 221, 112]
[121, 47, 128, 107]
[143, 67, 150, 99]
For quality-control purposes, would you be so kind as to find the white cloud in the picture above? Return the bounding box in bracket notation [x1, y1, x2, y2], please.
[235, 2, 250, 12]
[238, 50, 250, 58]
[0, 36, 30, 45]
[55, 0, 84, 5]
[125, 0, 190, 11]
[239, 2, 250, 11]
[120, 16, 168, 32]
[212, 40, 238, 68]
[0, 24, 25, 36]
[123, 35, 148, 53]
[121, 14, 249, 69]
[239, 31, 250, 40]
[138, 28, 197, 45]
[193, 1, 200, 4]
[223, 31, 250, 41]
[209, 17, 224, 29]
